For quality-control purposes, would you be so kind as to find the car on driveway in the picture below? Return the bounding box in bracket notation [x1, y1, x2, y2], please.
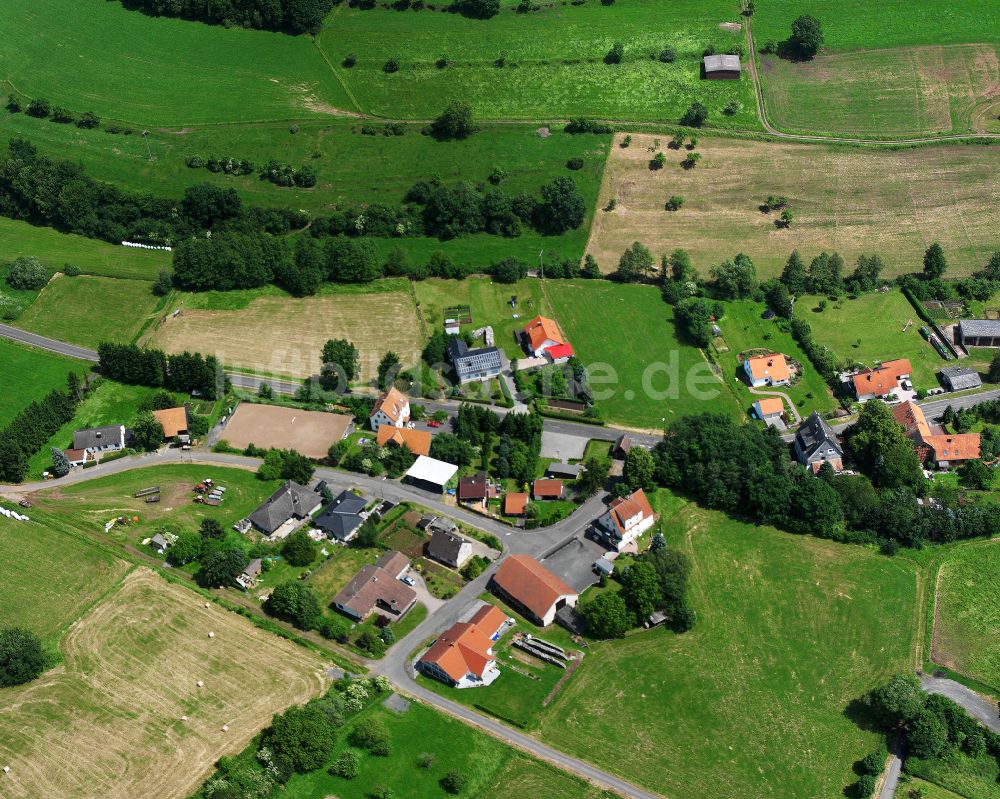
[400, 575, 416, 586]
[427, 420, 442, 428]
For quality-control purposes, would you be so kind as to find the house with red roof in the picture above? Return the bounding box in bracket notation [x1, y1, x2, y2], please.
[852, 359, 911, 401]
[892, 401, 980, 468]
[593, 488, 657, 552]
[490, 555, 578, 627]
[417, 604, 513, 688]
[522, 315, 575, 364]
[369, 387, 410, 430]
[742, 353, 791, 388]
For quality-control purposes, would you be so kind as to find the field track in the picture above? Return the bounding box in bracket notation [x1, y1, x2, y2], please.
[0, 568, 327, 799]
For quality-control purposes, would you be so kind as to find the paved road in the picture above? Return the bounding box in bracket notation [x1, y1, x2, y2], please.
[921, 676, 1000, 733]
[878, 748, 903, 799]
[0, 323, 99, 362]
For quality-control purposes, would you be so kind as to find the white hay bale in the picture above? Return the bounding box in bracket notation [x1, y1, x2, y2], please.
[221, 724, 229, 732]
[204, 602, 211, 608]
[196, 680, 204, 688]
[3, 766, 10, 774]
[208, 631, 215, 638]
[180, 715, 188, 722]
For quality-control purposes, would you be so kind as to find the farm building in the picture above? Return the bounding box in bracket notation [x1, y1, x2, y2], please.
[313, 490, 368, 542]
[405, 456, 459, 493]
[892, 402, 981, 469]
[743, 353, 790, 387]
[503, 492, 529, 517]
[532, 479, 564, 500]
[546, 462, 582, 479]
[593, 488, 657, 552]
[794, 412, 844, 473]
[72, 424, 130, 454]
[612, 434, 632, 460]
[447, 338, 503, 384]
[490, 555, 578, 627]
[332, 550, 416, 621]
[369, 388, 410, 430]
[703, 54, 741, 79]
[426, 529, 474, 569]
[852, 359, 912, 401]
[417, 604, 512, 689]
[957, 319, 1000, 348]
[939, 366, 982, 392]
[153, 407, 190, 442]
[246, 481, 321, 537]
[376, 424, 432, 456]
[149, 533, 171, 554]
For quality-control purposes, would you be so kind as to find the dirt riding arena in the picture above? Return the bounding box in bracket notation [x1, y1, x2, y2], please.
[221, 402, 351, 458]
[586, 133, 1000, 280]
[0, 568, 326, 799]
[150, 291, 423, 382]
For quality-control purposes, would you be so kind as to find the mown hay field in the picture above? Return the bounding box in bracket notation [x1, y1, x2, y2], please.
[586, 133, 1000, 279]
[0, 339, 84, 428]
[537, 502, 919, 799]
[150, 286, 423, 382]
[933, 541, 1000, 691]
[0, 568, 326, 799]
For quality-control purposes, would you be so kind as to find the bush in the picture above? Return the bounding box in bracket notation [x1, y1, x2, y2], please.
[855, 774, 877, 798]
[6, 93, 21, 113]
[566, 157, 584, 170]
[605, 42, 625, 64]
[0, 627, 46, 687]
[76, 111, 100, 129]
[51, 106, 75, 123]
[430, 100, 477, 140]
[281, 530, 317, 567]
[6, 256, 49, 290]
[441, 771, 468, 794]
[343, 53, 358, 67]
[26, 98, 51, 118]
[62, 263, 81, 276]
[383, 57, 401, 73]
[680, 102, 708, 127]
[564, 117, 613, 134]
[348, 718, 390, 754]
[665, 195, 684, 211]
[859, 750, 885, 775]
[329, 750, 360, 779]
[723, 99, 740, 116]
[659, 46, 677, 63]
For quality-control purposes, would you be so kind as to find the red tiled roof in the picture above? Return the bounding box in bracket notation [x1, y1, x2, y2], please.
[504, 492, 528, 515]
[744, 353, 790, 383]
[924, 434, 980, 463]
[853, 359, 912, 398]
[532, 478, 563, 499]
[525, 316, 566, 352]
[492, 555, 576, 621]
[545, 343, 575, 360]
[419, 605, 510, 683]
[371, 388, 409, 424]
[754, 397, 785, 417]
[607, 488, 655, 533]
[376, 425, 432, 456]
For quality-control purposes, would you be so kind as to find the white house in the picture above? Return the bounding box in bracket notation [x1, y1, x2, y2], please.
[593, 488, 657, 552]
[369, 387, 410, 431]
[742, 353, 791, 388]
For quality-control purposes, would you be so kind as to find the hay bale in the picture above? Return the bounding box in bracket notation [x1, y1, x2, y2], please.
[196, 680, 204, 688]
[221, 724, 229, 732]
[208, 631, 215, 638]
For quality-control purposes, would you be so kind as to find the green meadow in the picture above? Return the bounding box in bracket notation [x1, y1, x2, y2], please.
[0, 338, 85, 427]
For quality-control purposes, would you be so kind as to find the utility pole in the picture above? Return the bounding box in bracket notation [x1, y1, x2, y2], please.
[141, 130, 152, 161]
[539, 250, 544, 279]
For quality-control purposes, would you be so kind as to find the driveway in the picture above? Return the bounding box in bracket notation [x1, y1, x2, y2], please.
[406, 569, 445, 614]
[921, 675, 1000, 732]
[540, 430, 589, 460]
[540, 533, 607, 594]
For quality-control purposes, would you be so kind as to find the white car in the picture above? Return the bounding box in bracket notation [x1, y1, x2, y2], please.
[400, 575, 416, 587]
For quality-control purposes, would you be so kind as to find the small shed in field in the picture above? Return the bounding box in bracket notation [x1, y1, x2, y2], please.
[703, 54, 741, 79]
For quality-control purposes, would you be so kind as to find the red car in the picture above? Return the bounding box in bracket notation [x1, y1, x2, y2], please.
[427, 420, 442, 428]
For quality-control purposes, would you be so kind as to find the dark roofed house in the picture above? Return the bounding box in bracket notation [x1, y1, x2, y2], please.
[426, 529, 474, 569]
[703, 53, 741, 79]
[612, 434, 632, 460]
[72, 424, 130, 453]
[958, 319, 1000, 348]
[149, 533, 170, 554]
[314, 490, 368, 542]
[458, 472, 489, 509]
[247, 481, 322, 537]
[794, 412, 844, 473]
[546, 462, 582, 479]
[332, 550, 417, 621]
[448, 338, 503, 384]
[940, 366, 983, 392]
[236, 558, 263, 589]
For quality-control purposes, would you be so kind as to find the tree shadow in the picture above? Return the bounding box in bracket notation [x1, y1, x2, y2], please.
[843, 696, 884, 734]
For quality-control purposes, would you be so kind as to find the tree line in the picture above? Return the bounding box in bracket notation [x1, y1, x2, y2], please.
[117, 0, 335, 34]
[0, 375, 80, 482]
[97, 343, 223, 399]
[651, 409, 1000, 550]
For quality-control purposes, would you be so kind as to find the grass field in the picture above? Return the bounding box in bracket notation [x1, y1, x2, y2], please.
[799, 291, 946, 390]
[15, 274, 162, 348]
[760, 45, 1000, 137]
[907, 750, 1000, 799]
[481, 754, 610, 799]
[714, 299, 837, 417]
[2, 0, 353, 125]
[0, 514, 130, 646]
[537, 504, 919, 799]
[413, 277, 552, 358]
[0, 338, 84, 428]
[0, 218, 170, 280]
[544, 280, 741, 429]
[0, 568, 326, 799]
[151, 283, 422, 382]
[932, 541, 1000, 691]
[318, 0, 759, 124]
[753, 0, 1000, 137]
[587, 133, 1000, 279]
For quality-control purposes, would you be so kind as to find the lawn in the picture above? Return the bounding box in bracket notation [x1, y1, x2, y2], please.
[413, 277, 554, 359]
[0, 338, 86, 428]
[27, 464, 281, 555]
[480, 754, 610, 799]
[714, 299, 837, 418]
[798, 291, 947, 390]
[586, 133, 1000, 279]
[151, 281, 423, 382]
[0, 217, 170, 280]
[536, 504, 919, 799]
[306, 544, 387, 608]
[318, 0, 759, 125]
[24, 379, 177, 478]
[0, 568, 326, 799]
[906, 750, 1000, 799]
[16, 273, 164, 348]
[932, 540, 1000, 692]
[544, 280, 741, 429]
[0, 514, 130, 647]
[1, 0, 353, 126]
[752, 0, 1000, 137]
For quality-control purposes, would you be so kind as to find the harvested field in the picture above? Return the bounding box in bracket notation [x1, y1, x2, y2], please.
[0, 568, 326, 799]
[150, 290, 422, 382]
[221, 403, 351, 458]
[587, 133, 1000, 279]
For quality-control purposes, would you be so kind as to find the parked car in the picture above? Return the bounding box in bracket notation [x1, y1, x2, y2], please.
[427, 420, 442, 428]
[400, 575, 416, 586]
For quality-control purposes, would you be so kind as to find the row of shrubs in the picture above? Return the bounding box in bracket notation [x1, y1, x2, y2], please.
[6, 94, 99, 129]
[185, 155, 318, 188]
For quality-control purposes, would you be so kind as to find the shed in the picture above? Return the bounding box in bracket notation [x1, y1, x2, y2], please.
[703, 54, 741, 79]
[594, 557, 614, 576]
[939, 366, 982, 392]
[405, 456, 459, 493]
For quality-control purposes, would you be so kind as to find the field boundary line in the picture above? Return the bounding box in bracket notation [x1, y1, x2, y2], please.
[310, 17, 364, 114]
